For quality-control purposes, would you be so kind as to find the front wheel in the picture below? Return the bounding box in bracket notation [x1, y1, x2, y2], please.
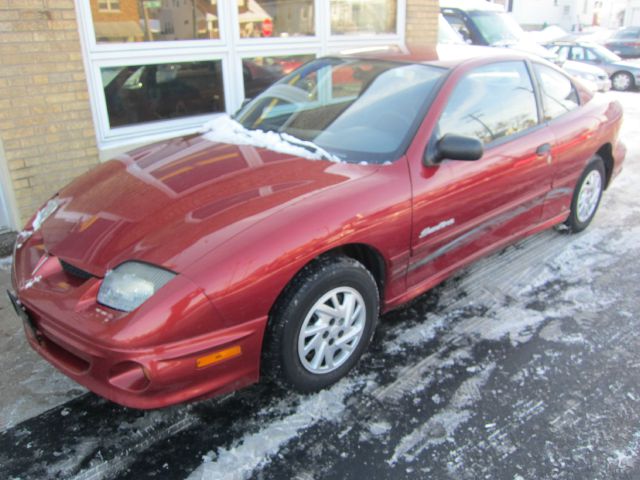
[565, 157, 605, 233]
[611, 71, 634, 91]
[262, 256, 379, 393]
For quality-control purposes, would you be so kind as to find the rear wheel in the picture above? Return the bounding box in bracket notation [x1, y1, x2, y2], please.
[565, 157, 605, 233]
[611, 71, 634, 91]
[262, 256, 379, 392]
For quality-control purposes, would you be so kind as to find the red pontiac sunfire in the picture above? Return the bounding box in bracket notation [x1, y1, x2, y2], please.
[9, 47, 625, 409]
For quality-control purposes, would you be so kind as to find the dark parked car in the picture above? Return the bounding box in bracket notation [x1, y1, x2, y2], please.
[548, 40, 640, 91]
[10, 47, 625, 409]
[605, 26, 640, 58]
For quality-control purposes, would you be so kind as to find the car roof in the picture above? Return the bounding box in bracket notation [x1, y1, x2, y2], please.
[342, 44, 540, 69]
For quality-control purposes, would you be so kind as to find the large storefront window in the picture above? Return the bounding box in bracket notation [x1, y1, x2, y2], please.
[102, 60, 225, 128]
[238, 0, 315, 38]
[243, 54, 315, 98]
[331, 0, 397, 35]
[91, 0, 220, 43]
[79, 0, 405, 150]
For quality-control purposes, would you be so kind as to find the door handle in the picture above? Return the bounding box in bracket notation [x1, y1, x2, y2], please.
[536, 143, 551, 156]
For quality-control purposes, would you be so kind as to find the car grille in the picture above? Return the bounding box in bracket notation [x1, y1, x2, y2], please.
[59, 259, 94, 280]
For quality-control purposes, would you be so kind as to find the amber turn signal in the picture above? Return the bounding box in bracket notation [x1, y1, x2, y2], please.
[196, 345, 242, 368]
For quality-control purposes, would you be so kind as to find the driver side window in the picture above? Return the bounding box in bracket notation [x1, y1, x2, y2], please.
[437, 61, 539, 145]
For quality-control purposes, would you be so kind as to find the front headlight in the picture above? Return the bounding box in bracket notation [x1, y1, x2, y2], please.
[97, 262, 176, 312]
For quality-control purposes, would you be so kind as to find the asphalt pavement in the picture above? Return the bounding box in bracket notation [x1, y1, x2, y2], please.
[0, 91, 639, 480]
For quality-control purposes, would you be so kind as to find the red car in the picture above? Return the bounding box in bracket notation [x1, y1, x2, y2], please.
[9, 46, 625, 409]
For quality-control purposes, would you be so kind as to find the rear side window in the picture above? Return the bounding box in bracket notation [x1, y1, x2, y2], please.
[437, 61, 538, 145]
[534, 63, 579, 121]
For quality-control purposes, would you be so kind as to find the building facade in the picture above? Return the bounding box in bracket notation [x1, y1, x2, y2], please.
[0, 0, 439, 229]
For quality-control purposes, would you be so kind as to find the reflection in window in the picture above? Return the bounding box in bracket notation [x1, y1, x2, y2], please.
[91, 0, 220, 44]
[331, 0, 397, 35]
[438, 61, 538, 145]
[534, 64, 579, 121]
[243, 54, 315, 99]
[238, 0, 314, 38]
[102, 60, 225, 128]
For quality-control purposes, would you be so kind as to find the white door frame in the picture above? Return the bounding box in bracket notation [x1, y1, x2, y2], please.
[0, 138, 22, 230]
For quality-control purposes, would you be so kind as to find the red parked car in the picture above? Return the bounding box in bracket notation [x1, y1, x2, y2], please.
[9, 46, 625, 409]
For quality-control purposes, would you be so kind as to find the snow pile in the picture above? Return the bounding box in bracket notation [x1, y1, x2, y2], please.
[200, 115, 341, 163]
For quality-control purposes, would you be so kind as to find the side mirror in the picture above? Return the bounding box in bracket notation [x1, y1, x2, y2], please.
[425, 134, 484, 165]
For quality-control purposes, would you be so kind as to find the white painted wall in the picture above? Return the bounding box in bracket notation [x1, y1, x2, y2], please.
[509, 0, 600, 30]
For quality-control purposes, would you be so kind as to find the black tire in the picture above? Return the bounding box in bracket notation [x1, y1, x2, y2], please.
[611, 71, 634, 91]
[262, 255, 379, 393]
[565, 157, 605, 233]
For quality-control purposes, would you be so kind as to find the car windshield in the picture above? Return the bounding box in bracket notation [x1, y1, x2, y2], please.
[468, 11, 524, 45]
[234, 58, 445, 164]
[592, 44, 621, 62]
[438, 14, 465, 44]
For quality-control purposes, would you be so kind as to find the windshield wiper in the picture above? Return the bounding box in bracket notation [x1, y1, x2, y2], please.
[278, 132, 340, 163]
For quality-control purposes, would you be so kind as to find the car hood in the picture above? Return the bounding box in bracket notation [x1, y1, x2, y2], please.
[41, 135, 373, 276]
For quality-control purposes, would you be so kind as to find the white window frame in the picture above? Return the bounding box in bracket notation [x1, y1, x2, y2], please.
[74, 0, 406, 157]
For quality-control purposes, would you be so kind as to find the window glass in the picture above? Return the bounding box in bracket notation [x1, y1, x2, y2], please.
[438, 61, 538, 145]
[534, 64, 579, 121]
[102, 60, 225, 128]
[243, 54, 315, 99]
[591, 45, 621, 62]
[91, 0, 219, 43]
[570, 46, 597, 61]
[238, 0, 314, 38]
[236, 58, 445, 163]
[570, 47, 586, 60]
[443, 12, 473, 43]
[556, 46, 570, 60]
[331, 0, 397, 35]
[468, 11, 524, 45]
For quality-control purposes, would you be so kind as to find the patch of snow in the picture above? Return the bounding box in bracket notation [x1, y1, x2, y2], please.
[188, 379, 361, 480]
[21, 275, 41, 291]
[368, 421, 392, 436]
[389, 363, 495, 465]
[200, 115, 341, 163]
[15, 230, 32, 250]
[385, 317, 447, 353]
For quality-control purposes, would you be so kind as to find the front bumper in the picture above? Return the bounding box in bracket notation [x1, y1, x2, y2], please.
[11, 234, 267, 409]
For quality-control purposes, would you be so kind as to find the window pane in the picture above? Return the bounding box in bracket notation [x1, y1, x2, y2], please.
[238, 0, 314, 38]
[243, 54, 315, 99]
[91, 0, 219, 44]
[535, 64, 579, 121]
[331, 0, 397, 35]
[102, 60, 225, 128]
[438, 61, 538, 145]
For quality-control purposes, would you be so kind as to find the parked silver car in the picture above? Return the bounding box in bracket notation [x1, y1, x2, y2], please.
[547, 41, 640, 91]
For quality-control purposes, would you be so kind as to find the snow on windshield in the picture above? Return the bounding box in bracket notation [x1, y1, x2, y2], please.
[200, 114, 342, 163]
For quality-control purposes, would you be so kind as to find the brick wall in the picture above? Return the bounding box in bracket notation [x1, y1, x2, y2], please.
[405, 0, 439, 48]
[0, 0, 99, 226]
